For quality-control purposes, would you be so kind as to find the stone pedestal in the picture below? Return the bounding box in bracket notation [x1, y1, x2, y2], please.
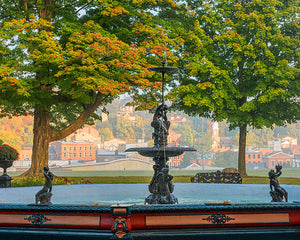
[0, 174, 12, 188]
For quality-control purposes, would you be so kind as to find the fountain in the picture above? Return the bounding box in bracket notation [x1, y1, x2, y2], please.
[126, 60, 196, 204]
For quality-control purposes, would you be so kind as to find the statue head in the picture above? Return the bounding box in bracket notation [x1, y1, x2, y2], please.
[275, 164, 282, 172]
[44, 166, 49, 172]
[268, 169, 276, 179]
[154, 104, 168, 119]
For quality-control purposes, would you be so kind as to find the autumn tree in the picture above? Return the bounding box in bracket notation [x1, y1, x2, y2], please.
[0, 0, 180, 176]
[170, 0, 299, 176]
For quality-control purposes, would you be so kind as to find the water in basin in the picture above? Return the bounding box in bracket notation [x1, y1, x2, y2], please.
[0, 183, 299, 205]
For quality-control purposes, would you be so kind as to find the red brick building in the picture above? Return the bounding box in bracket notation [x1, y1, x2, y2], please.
[50, 141, 96, 161]
[168, 154, 184, 168]
[262, 152, 293, 168]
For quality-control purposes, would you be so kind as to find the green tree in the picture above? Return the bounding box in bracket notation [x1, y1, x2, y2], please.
[0, 0, 179, 176]
[247, 127, 275, 148]
[178, 121, 195, 147]
[171, 0, 299, 176]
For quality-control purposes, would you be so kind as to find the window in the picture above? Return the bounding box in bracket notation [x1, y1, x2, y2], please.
[64, 147, 66, 150]
[69, 147, 72, 151]
[74, 147, 76, 150]
[68, 153, 71, 157]
[84, 146, 87, 150]
[248, 154, 251, 159]
[89, 152, 92, 157]
[79, 153, 82, 157]
[84, 152, 87, 157]
[89, 146, 92, 150]
[272, 161, 275, 167]
[258, 155, 260, 159]
[279, 161, 282, 165]
[253, 155, 255, 159]
[63, 152, 66, 157]
[79, 147, 82, 150]
[74, 153, 76, 157]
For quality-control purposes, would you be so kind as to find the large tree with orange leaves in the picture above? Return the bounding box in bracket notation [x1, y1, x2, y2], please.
[0, 0, 181, 176]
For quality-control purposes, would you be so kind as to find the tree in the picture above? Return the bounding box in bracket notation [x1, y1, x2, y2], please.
[0, 0, 179, 176]
[170, 0, 300, 176]
[178, 121, 195, 147]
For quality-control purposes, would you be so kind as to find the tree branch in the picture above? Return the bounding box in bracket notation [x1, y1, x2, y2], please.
[49, 93, 109, 141]
[11, 0, 23, 14]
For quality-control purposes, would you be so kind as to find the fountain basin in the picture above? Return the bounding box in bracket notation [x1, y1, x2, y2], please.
[125, 147, 196, 158]
[1, 183, 300, 205]
[0, 183, 299, 239]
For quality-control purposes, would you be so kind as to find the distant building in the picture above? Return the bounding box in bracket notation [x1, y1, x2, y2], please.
[292, 144, 300, 168]
[18, 145, 32, 161]
[169, 114, 188, 127]
[246, 150, 266, 169]
[168, 154, 185, 168]
[262, 151, 293, 169]
[293, 153, 300, 168]
[66, 125, 100, 142]
[102, 138, 126, 151]
[96, 150, 126, 162]
[50, 141, 96, 161]
[168, 131, 181, 146]
[212, 122, 220, 149]
[190, 152, 214, 168]
[220, 137, 233, 148]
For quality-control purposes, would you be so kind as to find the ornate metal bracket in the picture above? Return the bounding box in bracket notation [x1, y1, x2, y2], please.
[111, 206, 132, 239]
[24, 213, 51, 225]
[202, 213, 235, 225]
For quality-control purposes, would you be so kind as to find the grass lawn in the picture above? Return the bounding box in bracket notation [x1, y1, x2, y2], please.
[8, 168, 300, 187]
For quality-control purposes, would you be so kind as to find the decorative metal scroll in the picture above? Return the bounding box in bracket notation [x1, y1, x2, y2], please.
[190, 170, 242, 184]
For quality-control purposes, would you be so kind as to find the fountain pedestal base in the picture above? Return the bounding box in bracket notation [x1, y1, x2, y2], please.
[145, 193, 178, 204]
[0, 174, 12, 188]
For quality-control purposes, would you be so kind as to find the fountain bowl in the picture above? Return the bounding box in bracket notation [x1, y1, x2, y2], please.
[125, 146, 196, 158]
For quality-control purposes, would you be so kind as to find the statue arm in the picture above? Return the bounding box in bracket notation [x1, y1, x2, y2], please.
[44, 171, 50, 180]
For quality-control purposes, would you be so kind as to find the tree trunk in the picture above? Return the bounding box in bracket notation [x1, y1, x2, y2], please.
[21, 93, 106, 177]
[238, 124, 247, 177]
[22, 109, 51, 177]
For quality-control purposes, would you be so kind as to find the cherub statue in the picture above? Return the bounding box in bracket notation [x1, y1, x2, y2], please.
[35, 166, 54, 205]
[269, 165, 288, 202]
[151, 104, 170, 148]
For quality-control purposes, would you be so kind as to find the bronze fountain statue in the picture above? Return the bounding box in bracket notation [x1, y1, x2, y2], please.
[35, 166, 54, 205]
[126, 60, 196, 204]
[269, 164, 288, 202]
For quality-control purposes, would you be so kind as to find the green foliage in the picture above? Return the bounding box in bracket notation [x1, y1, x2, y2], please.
[178, 121, 195, 147]
[0, 0, 182, 175]
[166, 0, 299, 176]
[171, 0, 299, 129]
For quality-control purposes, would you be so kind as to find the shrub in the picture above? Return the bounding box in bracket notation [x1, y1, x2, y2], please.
[0, 144, 19, 161]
